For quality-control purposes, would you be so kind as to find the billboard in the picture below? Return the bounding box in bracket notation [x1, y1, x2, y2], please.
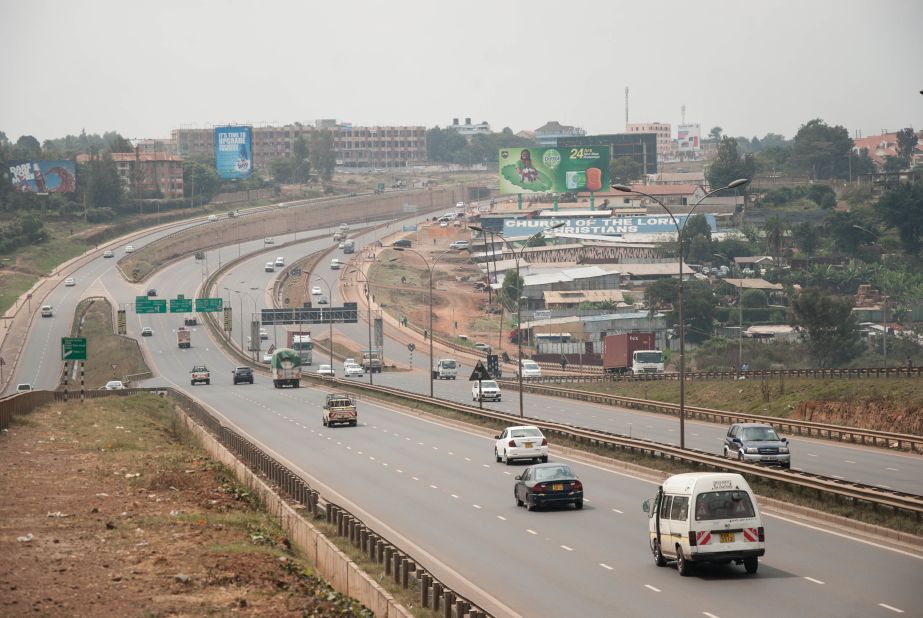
[9, 160, 77, 193]
[677, 124, 701, 152]
[498, 215, 717, 238]
[215, 126, 253, 179]
[498, 146, 610, 195]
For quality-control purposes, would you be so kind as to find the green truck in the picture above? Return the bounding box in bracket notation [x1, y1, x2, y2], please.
[271, 347, 302, 388]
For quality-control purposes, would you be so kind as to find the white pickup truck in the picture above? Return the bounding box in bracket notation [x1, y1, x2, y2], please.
[472, 380, 501, 402]
[190, 365, 210, 385]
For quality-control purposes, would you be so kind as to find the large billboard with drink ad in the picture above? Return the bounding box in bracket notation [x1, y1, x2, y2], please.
[8, 160, 77, 193]
[215, 126, 253, 180]
[498, 146, 610, 195]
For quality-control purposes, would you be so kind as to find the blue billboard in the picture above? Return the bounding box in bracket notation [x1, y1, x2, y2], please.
[497, 215, 718, 238]
[9, 160, 77, 193]
[215, 126, 252, 179]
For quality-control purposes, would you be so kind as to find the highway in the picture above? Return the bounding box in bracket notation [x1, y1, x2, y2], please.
[6, 211, 923, 616]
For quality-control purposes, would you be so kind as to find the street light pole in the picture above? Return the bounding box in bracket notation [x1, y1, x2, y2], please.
[347, 266, 375, 385]
[313, 276, 334, 368]
[469, 222, 565, 418]
[614, 179, 749, 448]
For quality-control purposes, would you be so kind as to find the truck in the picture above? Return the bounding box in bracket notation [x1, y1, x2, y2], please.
[602, 333, 664, 375]
[287, 331, 313, 365]
[432, 358, 458, 380]
[333, 231, 346, 242]
[177, 327, 191, 349]
[190, 365, 210, 385]
[361, 349, 383, 374]
[270, 347, 302, 388]
[323, 393, 358, 427]
[343, 239, 355, 254]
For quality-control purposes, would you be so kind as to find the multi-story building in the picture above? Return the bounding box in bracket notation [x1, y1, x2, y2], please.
[535, 121, 586, 147]
[76, 152, 184, 199]
[172, 121, 427, 170]
[626, 122, 672, 162]
[450, 117, 491, 139]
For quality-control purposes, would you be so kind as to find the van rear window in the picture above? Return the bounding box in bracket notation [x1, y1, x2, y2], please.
[695, 491, 756, 521]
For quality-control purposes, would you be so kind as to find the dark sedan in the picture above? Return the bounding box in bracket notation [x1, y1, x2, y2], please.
[514, 463, 583, 511]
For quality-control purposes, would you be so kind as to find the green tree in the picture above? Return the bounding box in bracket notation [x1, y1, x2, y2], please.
[790, 288, 863, 367]
[15, 135, 41, 157]
[498, 269, 523, 313]
[762, 216, 787, 280]
[741, 288, 767, 308]
[825, 210, 877, 257]
[645, 279, 716, 343]
[789, 119, 853, 180]
[80, 155, 122, 209]
[292, 134, 311, 182]
[183, 158, 221, 204]
[792, 222, 820, 256]
[309, 130, 336, 181]
[708, 126, 723, 144]
[425, 126, 468, 163]
[609, 156, 642, 185]
[104, 132, 133, 153]
[706, 137, 756, 191]
[895, 128, 918, 165]
[683, 213, 712, 263]
[268, 157, 295, 183]
[874, 179, 923, 255]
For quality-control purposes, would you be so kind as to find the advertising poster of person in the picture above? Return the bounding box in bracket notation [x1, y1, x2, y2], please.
[8, 160, 77, 193]
[215, 126, 253, 179]
[498, 146, 610, 195]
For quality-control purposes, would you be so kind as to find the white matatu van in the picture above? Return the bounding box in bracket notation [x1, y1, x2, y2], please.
[643, 472, 765, 576]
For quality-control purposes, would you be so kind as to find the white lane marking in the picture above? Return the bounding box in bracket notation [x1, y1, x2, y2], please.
[612, 508, 624, 514]
[764, 512, 923, 560]
[804, 576, 825, 584]
[411, 476, 419, 481]
[807, 453, 817, 457]
[644, 584, 661, 592]
[382, 463, 388, 467]
[703, 613, 720, 618]
[878, 484, 892, 489]
[482, 464, 490, 468]
[560, 545, 573, 552]
[527, 529, 537, 535]
[497, 515, 506, 521]
[451, 494, 459, 499]
[369, 456, 375, 461]
[503, 471, 511, 476]
[464, 457, 471, 462]
[417, 442, 424, 445]
[600, 563, 613, 570]
[473, 504, 482, 509]
[432, 446, 439, 450]
[396, 469, 403, 474]
[844, 460, 856, 464]
[878, 603, 904, 613]
[430, 484, 438, 489]
[448, 451, 454, 455]
[886, 467, 899, 471]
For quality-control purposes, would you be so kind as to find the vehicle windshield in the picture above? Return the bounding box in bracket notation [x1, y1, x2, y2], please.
[694, 490, 756, 520]
[635, 352, 663, 363]
[480, 381, 498, 389]
[533, 466, 573, 481]
[510, 427, 543, 438]
[522, 361, 539, 370]
[442, 360, 457, 369]
[741, 426, 780, 441]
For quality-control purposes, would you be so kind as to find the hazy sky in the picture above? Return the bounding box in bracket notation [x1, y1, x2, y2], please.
[2, 0, 921, 144]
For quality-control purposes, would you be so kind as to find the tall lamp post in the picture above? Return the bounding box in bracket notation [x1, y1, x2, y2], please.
[393, 247, 451, 398]
[613, 179, 749, 448]
[468, 222, 565, 418]
[312, 275, 334, 368]
[853, 225, 887, 359]
[346, 266, 376, 385]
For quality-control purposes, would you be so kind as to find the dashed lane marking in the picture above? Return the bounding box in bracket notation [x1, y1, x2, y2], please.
[878, 603, 904, 613]
[473, 504, 482, 509]
[600, 563, 613, 570]
[612, 508, 624, 514]
[527, 529, 537, 535]
[644, 585, 661, 592]
[560, 545, 573, 552]
[804, 577, 825, 584]
[497, 516, 506, 521]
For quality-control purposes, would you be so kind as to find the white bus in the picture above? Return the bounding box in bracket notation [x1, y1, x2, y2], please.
[291, 333, 314, 365]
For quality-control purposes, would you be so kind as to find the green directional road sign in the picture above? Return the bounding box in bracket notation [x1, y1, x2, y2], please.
[135, 296, 167, 314]
[170, 295, 193, 313]
[61, 337, 87, 361]
[195, 297, 223, 312]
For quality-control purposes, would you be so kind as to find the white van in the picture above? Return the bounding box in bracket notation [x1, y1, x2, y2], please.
[643, 472, 764, 576]
[330, 258, 341, 270]
[432, 358, 458, 380]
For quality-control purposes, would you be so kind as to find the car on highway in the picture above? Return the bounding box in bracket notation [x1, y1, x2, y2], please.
[184, 315, 197, 326]
[723, 423, 791, 468]
[64, 277, 76, 286]
[259, 329, 269, 340]
[514, 463, 583, 511]
[311, 286, 322, 296]
[125, 245, 135, 253]
[262, 352, 273, 363]
[317, 364, 335, 377]
[517, 359, 542, 378]
[103, 250, 115, 258]
[317, 296, 328, 305]
[338, 242, 345, 249]
[147, 288, 157, 297]
[264, 262, 275, 272]
[473, 342, 491, 353]
[343, 362, 364, 378]
[495, 425, 548, 464]
[392, 239, 412, 248]
[140, 326, 153, 337]
[40, 305, 54, 317]
[275, 256, 284, 267]
[16, 383, 33, 392]
[104, 380, 126, 390]
[449, 240, 470, 250]
[439, 220, 449, 228]
[264, 237, 275, 245]
[472, 379, 501, 402]
[207, 214, 218, 222]
[232, 367, 254, 385]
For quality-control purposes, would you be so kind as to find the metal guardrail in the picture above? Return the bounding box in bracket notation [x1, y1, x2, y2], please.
[496, 379, 923, 453]
[527, 366, 923, 382]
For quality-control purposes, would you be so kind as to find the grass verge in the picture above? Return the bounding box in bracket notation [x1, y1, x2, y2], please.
[69, 297, 151, 389]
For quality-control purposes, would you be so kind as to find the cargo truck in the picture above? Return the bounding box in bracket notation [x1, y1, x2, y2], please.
[271, 347, 302, 388]
[361, 349, 383, 373]
[602, 333, 664, 375]
[177, 327, 191, 349]
[432, 358, 458, 379]
[287, 331, 313, 365]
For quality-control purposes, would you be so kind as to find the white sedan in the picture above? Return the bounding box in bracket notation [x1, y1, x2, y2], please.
[517, 359, 542, 378]
[124, 245, 135, 253]
[317, 364, 335, 377]
[64, 277, 76, 286]
[104, 380, 126, 390]
[343, 362, 364, 378]
[495, 425, 549, 465]
[311, 286, 322, 296]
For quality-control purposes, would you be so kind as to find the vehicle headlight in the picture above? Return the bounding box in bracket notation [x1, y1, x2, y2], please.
[745, 447, 759, 454]
[779, 447, 789, 454]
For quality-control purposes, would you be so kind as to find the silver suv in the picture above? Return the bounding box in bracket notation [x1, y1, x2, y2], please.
[724, 423, 791, 468]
